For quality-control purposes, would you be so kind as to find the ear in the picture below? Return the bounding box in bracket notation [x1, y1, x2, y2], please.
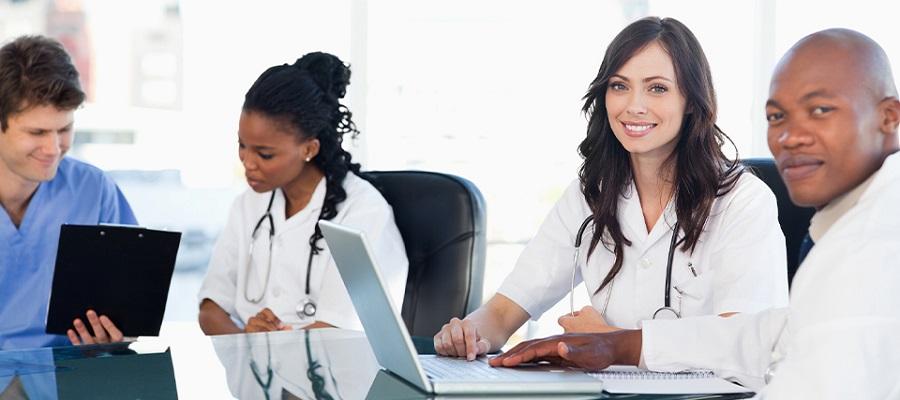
[305, 138, 320, 160]
[877, 97, 900, 135]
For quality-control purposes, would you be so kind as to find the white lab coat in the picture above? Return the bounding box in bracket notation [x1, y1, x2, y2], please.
[198, 173, 408, 331]
[498, 172, 789, 327]
[641, 153, 900, 399]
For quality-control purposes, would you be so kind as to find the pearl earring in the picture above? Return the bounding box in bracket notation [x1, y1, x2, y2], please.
[305, 157, 311, 162]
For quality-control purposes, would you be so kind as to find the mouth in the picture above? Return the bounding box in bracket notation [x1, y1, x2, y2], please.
[620, 121, 658, 138]
[779, 155, 824, 182]
[246, 176, 265, 189]
[30, 155, 58, 168]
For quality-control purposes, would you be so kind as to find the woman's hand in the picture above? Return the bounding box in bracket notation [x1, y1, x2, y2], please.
[67, 309, 124, 345]
[558, 305, 621, 334]
[434, 317, 491, 361]
[245, 308, 292, 333]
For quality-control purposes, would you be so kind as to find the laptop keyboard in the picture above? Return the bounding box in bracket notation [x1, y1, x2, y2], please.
[421, 356, 525, 380]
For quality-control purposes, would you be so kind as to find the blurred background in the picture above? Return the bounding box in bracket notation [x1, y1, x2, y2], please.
[3, 0, 898, 340]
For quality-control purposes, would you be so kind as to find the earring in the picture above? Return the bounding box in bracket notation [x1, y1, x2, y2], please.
[305, 157, 311, 162]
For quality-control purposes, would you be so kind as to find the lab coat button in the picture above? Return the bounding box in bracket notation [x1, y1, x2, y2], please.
[272, 286, 282, 297]
[640, 258, 652, 268]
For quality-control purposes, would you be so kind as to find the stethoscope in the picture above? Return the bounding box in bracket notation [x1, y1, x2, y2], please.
[243, 190, 318, 319]
[570, 215, 683, 320]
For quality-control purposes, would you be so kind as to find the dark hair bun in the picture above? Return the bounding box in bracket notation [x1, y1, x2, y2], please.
[294, 52, 351, 100]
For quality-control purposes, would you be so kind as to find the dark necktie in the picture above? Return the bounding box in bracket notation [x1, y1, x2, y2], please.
[797, 234, 815, 266]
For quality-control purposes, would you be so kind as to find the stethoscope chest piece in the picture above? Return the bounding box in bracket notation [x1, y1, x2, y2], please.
[297, 297, 317, 318]
[651, 306, 680, 320]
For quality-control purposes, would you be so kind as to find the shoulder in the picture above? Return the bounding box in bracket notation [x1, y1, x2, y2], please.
[340, 172, 392, 209]
[715, 170, 777, 210]
[52, 156, 119, 194]
[55, 156, 111, 184]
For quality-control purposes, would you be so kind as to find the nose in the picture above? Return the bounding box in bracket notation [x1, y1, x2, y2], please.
[40, 132, 63, 158]
[626, 91, 647, 116]
[240, 152, 257, 172]
[775, 123, 814, 150]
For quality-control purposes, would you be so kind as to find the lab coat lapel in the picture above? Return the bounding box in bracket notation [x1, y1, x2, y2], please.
[644, 200, 678, 253]
[620, 182, 648, 246]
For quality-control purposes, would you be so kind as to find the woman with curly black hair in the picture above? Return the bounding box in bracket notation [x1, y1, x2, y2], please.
[198, 52, 408, 334]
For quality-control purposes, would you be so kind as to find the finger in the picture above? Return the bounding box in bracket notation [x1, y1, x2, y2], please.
[86, 310, 109, 343]
[461, 322, 478, 360]
[99, 315, 123, 342]
[259, 308, 281, 324]
[245, 317, 276, 333]
[73, 318, 95, 345]
[490, 339, 539, 366]
[67, 329, 81, 345]
[500, 342, 561, 367]
[558, 315, 573, 331]
[476, 338, 491, 356]
[441, 326, 457, 357]
[448, 319, 468, 358]
[433, 334, 446, 355]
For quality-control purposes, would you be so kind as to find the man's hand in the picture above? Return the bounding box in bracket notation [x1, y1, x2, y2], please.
[245, 308, 292, 333]
[558, 305, 621, 334]
[67, 309, 124, 345]
[488, 330, 642, 370]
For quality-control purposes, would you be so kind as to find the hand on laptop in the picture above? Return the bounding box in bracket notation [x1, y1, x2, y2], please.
[67, 309, 124, 345]
[434, 317, 491, 361]
[558, 305, 621, 334]
[488, 330, 642, 370]
[245, 308, 292, 333]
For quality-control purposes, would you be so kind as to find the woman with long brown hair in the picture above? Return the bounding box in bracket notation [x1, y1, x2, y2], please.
[435, 17, 788, 360]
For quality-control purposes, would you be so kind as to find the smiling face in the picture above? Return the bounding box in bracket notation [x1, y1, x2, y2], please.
[0, 104, 74, 185]
[766, 41, 892, 208]
[605, 41, 687, 162]
[238, 110, 319, 193]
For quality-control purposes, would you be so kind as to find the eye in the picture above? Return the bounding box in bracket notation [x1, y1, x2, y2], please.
[766, 112, 784, 124]
[649, 84, 668, 94]
[608, 82, 627, 92]
[811, 106, 834, 116]
[258, 153, 274, 160]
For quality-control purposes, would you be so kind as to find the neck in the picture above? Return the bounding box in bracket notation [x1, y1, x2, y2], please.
[630, 152, 676, 231]
[281, 165, 325, 219]
[0, 162, 40, 227]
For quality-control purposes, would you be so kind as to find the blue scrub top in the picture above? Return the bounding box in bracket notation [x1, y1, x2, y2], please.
[0, 157, 137, 350]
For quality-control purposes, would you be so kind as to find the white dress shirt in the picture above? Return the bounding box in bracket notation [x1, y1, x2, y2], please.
[198, 173, 408, 331]
[498, 172, 789, 327]
[640, 153, 900, 399]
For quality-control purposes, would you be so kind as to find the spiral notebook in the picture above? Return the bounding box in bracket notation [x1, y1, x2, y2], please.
[591, 365, 751, 395]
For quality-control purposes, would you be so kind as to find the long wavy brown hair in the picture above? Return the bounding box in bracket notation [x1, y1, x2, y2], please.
[579, 17, 743, 293]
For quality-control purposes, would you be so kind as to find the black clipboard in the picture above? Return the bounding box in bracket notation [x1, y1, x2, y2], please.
[45, 224, 181, 337]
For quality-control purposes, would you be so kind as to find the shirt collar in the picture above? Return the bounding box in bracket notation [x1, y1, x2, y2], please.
[808, 171, 878, 242]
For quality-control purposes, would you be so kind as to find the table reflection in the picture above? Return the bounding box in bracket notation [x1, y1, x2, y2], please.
[210, 329, 379, 400]
[0, 341, 176, 400]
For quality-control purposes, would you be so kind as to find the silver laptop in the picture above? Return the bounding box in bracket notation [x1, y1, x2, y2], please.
[318, 220, 605, 395]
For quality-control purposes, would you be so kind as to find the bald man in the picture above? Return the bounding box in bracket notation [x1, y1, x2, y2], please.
[489, 29, 900, 398]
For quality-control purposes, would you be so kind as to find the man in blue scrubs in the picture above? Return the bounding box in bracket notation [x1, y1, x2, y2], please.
[0, 35, 138, 350]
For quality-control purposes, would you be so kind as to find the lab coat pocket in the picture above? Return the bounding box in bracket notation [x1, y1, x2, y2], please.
[672, 269, 714, 317]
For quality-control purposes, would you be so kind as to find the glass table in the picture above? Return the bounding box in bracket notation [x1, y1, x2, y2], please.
[0, 322, 753, 399]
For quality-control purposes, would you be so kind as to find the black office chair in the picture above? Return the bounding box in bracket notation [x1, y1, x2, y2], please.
[741, 158, 815, 287]
[367, 171, 486, 337]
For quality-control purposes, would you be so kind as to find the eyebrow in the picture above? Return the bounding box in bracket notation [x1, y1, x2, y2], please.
[24, 122, 73, 132]
[799, 89, 837, 103]
[766, 89, 838, 108]
[610, 74, 675, 84]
